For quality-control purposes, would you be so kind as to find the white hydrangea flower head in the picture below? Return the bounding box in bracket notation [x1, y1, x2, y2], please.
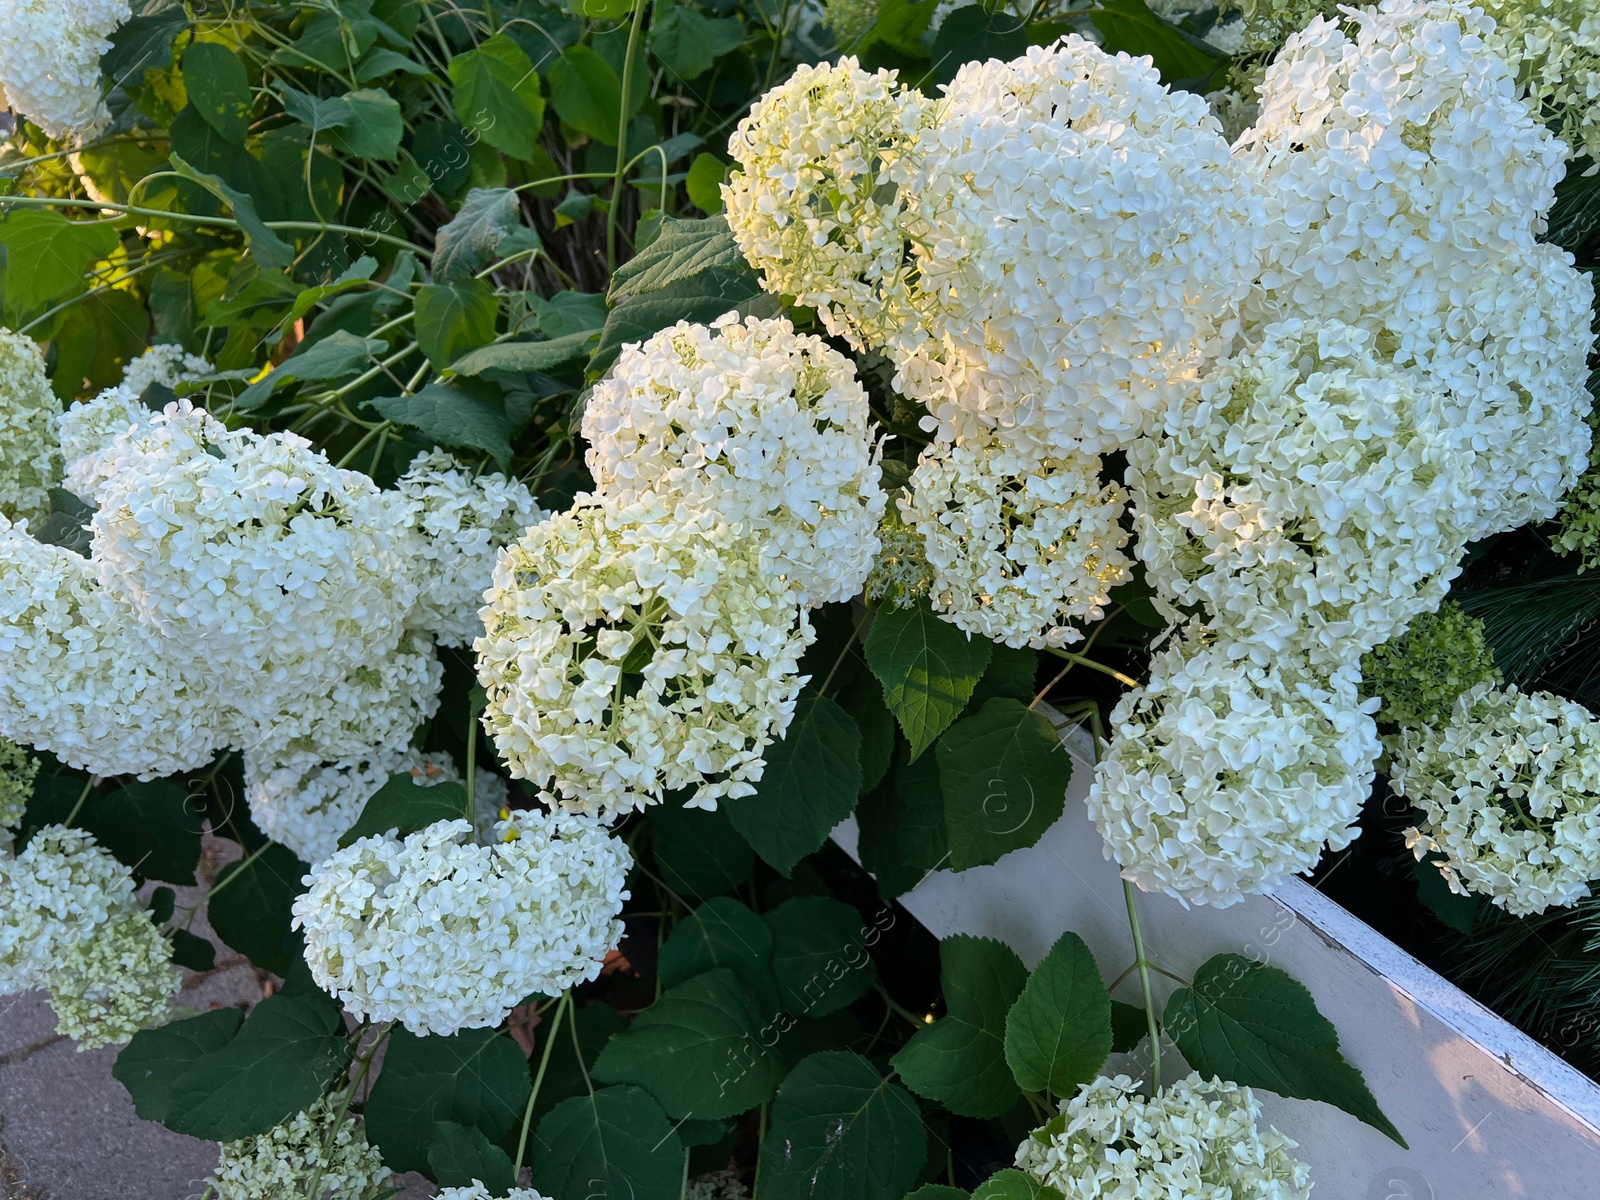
[210, 1096, 390, 1200]
[1086, 634, 1380, 907]
[0, 518, 227, 778]
[0, 0, 131, 138]
[120, 343, 213, 397]
[687, 1169, 750, 1200]
[1016, 1073, 1312, 1199]
[1129, 320, 1477, 669]
[88, 401, 420, 732]
[247, 744, 513, 866]
[0, 825, 179, 1046]
[583, 314, 885, 606]
[899, 433, 1131, 649]
[1238, 0, 1595, 535]
[1481, 0, 1600, 168]
[293, 811, 631, 1036]
[0, 329, 61, 525]
[57, 384, 144, 502]
[389, 449, 546, 648]
[724, 57, 935, 350]
[477, 493, 814, 817]
[889, 37, 1262, 456]
[435, 1186, 553, 1200]
[1394, 681, 1600, 916]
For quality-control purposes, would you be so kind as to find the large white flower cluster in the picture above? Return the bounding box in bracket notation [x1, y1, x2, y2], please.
[1239, 0, 1595, 537]
[0, 0, 130, 138]
[1016, 1074, 1312, 1200]
[388, 449, 546, 647]
[0, 329, 61, 525]
[0, 825, 179, 1047]
[1393, 681, 1600, 916]
[1129, 320, 1476, 669]
[209, 1097, 390, 1200]
[583, 314, 885, 606]
[293, 812, 630, 1036]
[899, 434, 1131, 649]
[1087, 635, 1380, 907]
[436, 1186, 553, 1200]
[478, 493, 813, 817]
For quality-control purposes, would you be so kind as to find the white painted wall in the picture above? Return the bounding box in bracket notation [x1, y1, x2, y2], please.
[832, 727, 1600, 1200]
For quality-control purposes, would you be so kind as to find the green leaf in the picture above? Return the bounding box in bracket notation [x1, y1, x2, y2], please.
[164, 993, 348, 1140]
[1412, 857, 1480, 935]
[892, 936, 1026, 1118]
[434, 187, 534, 283]
[841, 671, 895, 794]
[207, 843, 308, 976]
[1003, 931, 1111, 1097]
[366, 1028, 533, 1174]
[1087, 0, 1227, 89]
[451, 332, 592, 377]
[565, 0, 636, 18]
[183, 43, 252, 144]
[592, 968, 786, 1118]
[530, 1086, 685, 1200]
[410, 119, 474, 197]
[450, 34, 547, 160]
[328, 89, 405, 160]
[337, 773, 469, 848]
[937, 699, 1071, 870]
[415, 280, 499, 369]
[650, 799, 755, 900]
[547, 45, 627, 144]
[168, 153, 296, 270]
[686, 153, 728, 214]
[929, 7, 1031, 86]
[79, 780, 203, 885]
[429, 1121, 517, 1193]
[907, 1188, 967, 1200]
[650, 4, 744, 80]
[723, 695, 862, 875]
[371, 379, 514, 466]
[238, 329, 386, 410]
[865, 602, 991, 759]
[860, 0, 936, 55]
[170, 928, 217, 971]
[1165, 955, 1407, 1147]
[0, 211, 117, 319]
[969, 646, 1039, 709]
[31, 487, 95, 556]
[971, 1169, 1064, 1200]
[1109, 1000, 1149, 1055]
[766, 897, 876, 1017]
[103, 10, 187, 87]
[658, 897, 778, 1013]
[525, 1003, 625, 1125]
[757, 1052, 926, 1200]
[113, 1008, 243, 1124]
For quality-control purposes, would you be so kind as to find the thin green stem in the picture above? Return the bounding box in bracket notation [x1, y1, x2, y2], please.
[465, 687, 479, 828]
[179, 842, 273, 929]
[303, 1023, 392, 1200]
[514, 991, 572, 1175]
[64, 776, 97, 827]
[606, 0, 650, 273]
[569, 989, 593, 1094]
[817, 607, 874, 697]
[1042, 645, 1141, 690]
[334, 422, 390, 468]
[1123, 880, 1162, 1093]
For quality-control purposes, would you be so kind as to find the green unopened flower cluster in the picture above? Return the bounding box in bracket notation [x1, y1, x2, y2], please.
[1556, 413, 1600, 568]
[0, 736, 36, 845]
[1362, 603, 1500, 733]
[823, 0, 878, 43]
[209, 1096, 390, 1200]
[863, 504, 933, 607]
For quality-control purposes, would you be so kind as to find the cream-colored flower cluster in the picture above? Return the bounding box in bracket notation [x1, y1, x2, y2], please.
[293, 812, 630, 1035]
[0, 825, 178, 1047]
[436, 1186, 553, 1200]
[1361, 602, 1500, 735]
[1394, 681, 1600, 915]
[1016, 1073, 1312, 1199]
[0, 737, 38, 848]
[0, 330, 62, 525]
[583, 314, 885, 606]
[209, 1097, 390, 1200]
[0, 0, 130, 138]
[478, 493, 813, 817]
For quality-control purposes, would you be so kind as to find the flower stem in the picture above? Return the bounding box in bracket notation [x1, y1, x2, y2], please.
[1122, 880, 1162, 1093]
[1042, 646, 1141, 690]
[515, 991, 572, 1175]
[606, 0, 650, 274]
[64, 776, 97, 827]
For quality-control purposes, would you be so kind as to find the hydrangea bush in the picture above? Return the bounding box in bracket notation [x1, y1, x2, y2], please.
[0, 0, 1594, 1196]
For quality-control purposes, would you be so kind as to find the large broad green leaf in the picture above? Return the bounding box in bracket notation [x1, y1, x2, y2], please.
[765, 897, 876, 1017]
[937, 699, 1071, 870]
[207, 843, 308, 976]
[685, 153, 728, 215]
[907, 1188, 967, 1200]
[865, 602, 992, 760]
[891, 936, 1026, 1118]
[842, 670, 895, 795]
[451, 332, 592, 377]
[1165, 955, 1407, 1147]
[657, 897, 778, 1014]
[972, 1169, 1064, 1200]
[451, 35, 547, 160]
[1003, 931, 1112, 1097]
[723, 695, 862, 875]
[168, 153, 296, 270]
[102, 9, 188, 87]
[1110, 1000, 1150, 1055]
[365, 1027, 533, 1174]
[547, 45, 626, 144]
[929, 6, 1031, 86]
[428, 1121, 517, 1193]
[650, 799, 755, 901]
[337, 773, 469, 847]
[650, 4, 744, 80]
[757, 1052, 927, 1200]
[1087, 0, 1227, 89]
[434, 187, 538, 283]
[237, 329, 386, 410]
[113, 1008, 244, 1124]
[183, 43, 252, 144]
[592, 968, 785, 1118]
[530, 1086, 686, 1200]
[163, 993, 348, 1140]
[415, 279, 499, 368]
[371, 379, 514, 466]
[43, 288, 150, 398]
[79, 780, 203, 885]
[593, 215, 764, 371]
[0, 211, 117, 319]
